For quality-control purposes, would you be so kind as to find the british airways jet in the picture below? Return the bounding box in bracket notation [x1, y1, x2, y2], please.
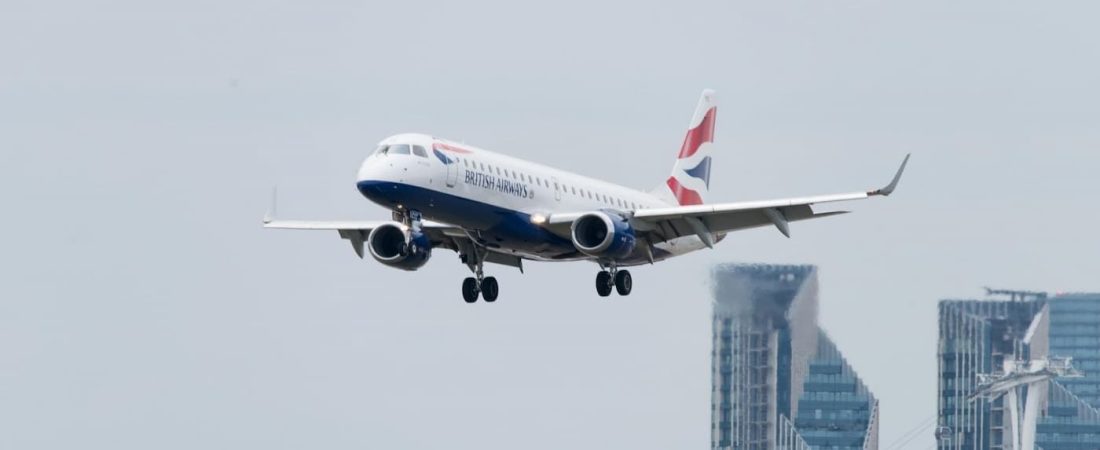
[264, 90, 908, 303]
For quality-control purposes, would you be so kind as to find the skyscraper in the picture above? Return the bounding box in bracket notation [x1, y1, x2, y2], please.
[936, 292, 1100, 450]
[937, 299, 1047, 450]
[711, 264, 879, 450]
[1038, 293, 1100, 450]
[1047, 294, 1100, 409]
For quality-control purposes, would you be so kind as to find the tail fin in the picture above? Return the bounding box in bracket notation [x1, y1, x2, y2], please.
[651, 89, 716, 206]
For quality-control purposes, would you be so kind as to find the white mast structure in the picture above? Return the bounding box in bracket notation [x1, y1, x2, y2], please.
[969, 356, 1083, 450]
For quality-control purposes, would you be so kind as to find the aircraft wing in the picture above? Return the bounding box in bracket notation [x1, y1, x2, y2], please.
[263, 217, 526, 271]
[548, 154, 908, 246]
[264, 218, 466, 255]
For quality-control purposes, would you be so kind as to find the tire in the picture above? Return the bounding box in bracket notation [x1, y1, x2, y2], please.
[462, 277, 479, 303]
[615, 270, 632, 296]
[481, 277, 499, 302]
[595, 271, 612, 297]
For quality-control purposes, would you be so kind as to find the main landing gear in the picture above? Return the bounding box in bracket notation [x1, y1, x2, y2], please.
[595, 264, 632, 297]
[461, 245, 498, 304]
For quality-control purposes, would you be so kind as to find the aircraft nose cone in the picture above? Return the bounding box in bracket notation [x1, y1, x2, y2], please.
[356, 157, 392, 204]
[357, 157, 382, 182]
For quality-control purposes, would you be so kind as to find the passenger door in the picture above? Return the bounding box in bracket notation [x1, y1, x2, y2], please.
[445, 155, 459, 187]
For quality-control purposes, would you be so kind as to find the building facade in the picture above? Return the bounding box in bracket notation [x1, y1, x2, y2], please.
[1038, 294, 1100, 450]
[1048, 294, 1100, 410]
[711, 264, 878, 450]
[937, 299, 1047, 450]
[936, 293, 1100, 450]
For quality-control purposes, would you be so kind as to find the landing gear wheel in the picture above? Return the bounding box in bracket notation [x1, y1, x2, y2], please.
[595, 271, 613, 297]
[615, 270, 632, 296]
[481, 277, 499, 302]
[462, 277, 479, 303]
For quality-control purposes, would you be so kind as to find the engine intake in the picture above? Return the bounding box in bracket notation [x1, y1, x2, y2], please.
[367, 223, 431, 270]
[570, 211, 636, 259]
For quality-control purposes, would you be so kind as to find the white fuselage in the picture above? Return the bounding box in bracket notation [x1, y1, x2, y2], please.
[355, 133, 708, 264]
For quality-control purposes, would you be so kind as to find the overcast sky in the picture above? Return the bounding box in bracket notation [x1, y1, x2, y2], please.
[3, 1, 1099, 449]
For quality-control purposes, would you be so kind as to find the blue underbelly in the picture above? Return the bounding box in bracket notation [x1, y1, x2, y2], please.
[356, 180, 579, 258]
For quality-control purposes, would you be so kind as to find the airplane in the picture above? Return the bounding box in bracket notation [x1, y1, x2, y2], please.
[264, 90, 909, 303]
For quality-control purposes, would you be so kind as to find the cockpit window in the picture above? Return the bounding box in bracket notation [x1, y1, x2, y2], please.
[412, 145, 428, 157]
[374, 145, 388, 155]
[388, 144, 411, 155]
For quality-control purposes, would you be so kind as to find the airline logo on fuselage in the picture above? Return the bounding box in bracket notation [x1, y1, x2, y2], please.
[465, 170, 531, 199]
[434, 142, 532, 199]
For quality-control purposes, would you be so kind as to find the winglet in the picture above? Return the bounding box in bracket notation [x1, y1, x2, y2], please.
[263, 187, 278, 224]
[869, 154, 910, 197]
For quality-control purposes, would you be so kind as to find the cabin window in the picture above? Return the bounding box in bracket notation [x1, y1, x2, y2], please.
[388, 144, 411, 155]
[496, 167, 501, 176]
[571, 186, 577, 195]
[480, 162, 486, 171]
[463, 159, 468, 167]
[411, 145, 428, 158]
[587, 191, 592, 199]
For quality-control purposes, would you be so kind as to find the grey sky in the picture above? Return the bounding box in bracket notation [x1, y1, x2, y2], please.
[2, 1, 1098, 449]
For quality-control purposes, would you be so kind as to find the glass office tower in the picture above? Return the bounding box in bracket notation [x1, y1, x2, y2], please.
[711, 264, 878, 450]
[1036, 293, 1100, 450]
[937, 293, 1100, 450]
[1035, 380, 1100, 450]
[1047, 294, 1100, 409]
[937, 300, 1047, 450]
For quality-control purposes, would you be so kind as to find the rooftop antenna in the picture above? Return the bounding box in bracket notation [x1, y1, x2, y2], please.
[983, 287, 1048, 302]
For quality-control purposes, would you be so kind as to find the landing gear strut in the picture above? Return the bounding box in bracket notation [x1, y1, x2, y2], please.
[595, 263, 631, 297]
[461, 244, 498, 303]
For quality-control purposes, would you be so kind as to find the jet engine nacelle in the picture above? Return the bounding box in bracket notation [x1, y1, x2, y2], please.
[570, 211, 636, 259]
[367, 223, 431, 271]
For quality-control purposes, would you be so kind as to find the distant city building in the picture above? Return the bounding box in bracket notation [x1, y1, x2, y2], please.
[937, 299, 1046, 450]
[711, 264, 879, 450]
[936, 292, 1100, 450]
[1047, 294, 1100, 409]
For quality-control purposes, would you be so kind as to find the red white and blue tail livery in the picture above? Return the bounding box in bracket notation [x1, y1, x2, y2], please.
[265, 90, 909, 303]
[656, 88, 716, 206]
